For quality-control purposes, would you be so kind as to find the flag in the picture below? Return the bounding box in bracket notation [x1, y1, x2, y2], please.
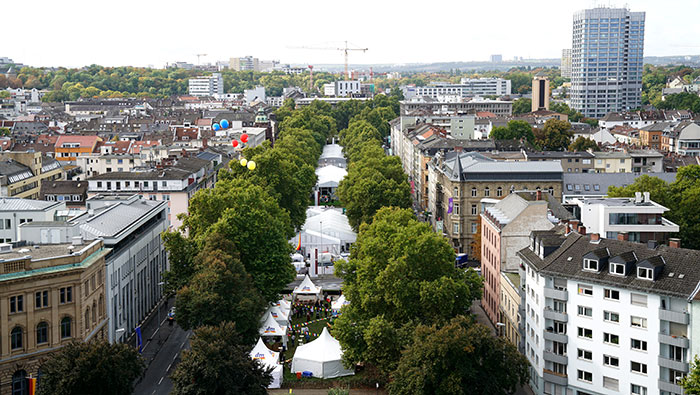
[28, 377, 36, 395]
[447, 197, 453, 214]
[135, 326, 143, 353]
[296, 233, 301, 251]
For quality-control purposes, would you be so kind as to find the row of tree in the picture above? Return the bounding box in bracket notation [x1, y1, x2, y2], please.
[490, 118, 580, 151]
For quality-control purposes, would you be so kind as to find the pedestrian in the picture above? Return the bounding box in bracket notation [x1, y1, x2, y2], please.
[291, 333, 296, 347]
[305, 332, 310, 343]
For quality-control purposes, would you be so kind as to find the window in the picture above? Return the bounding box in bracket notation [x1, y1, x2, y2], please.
[9, 295, 23, 313]
[609, 262, 625, 275]
[471, 222, 477, 234]
[60, 317, 72, 339]
[604, 289, 619, 300]
[36, 322, 48, 344]
[578, 306, 592, 317]
[603, 355, 619, 367]
[631, 338, 647, 351]
[484, 187, 490, 197]
[637, 267, 653, 280]
[603, 332, 619, 345]
[603, 311, 619, 323]
[35, 291, 48, 309]
[578, 327, 592, 339]
[630, 293, 647, 307]
[583, 259, 598, 271]
[471, 187, 477, 197]
[578, 284, 593, 296]
[453, 186, 459, 197]
[452, 222, 459, 234]
[59, 286, 73, 304]
[631, 384, 647, 395]
[577, 369, 593, 383]
[630, 316, 647, 329]
[603, 376, 619, 391]
[496, 187, 503, 197]
[670, 345, 685, 362]
[10, 326, 22, 349]
[471, 204, 477, 215]
[631, 361, 647, 375]
[453, 203, 460, 215]
[577, 348, 592, 361]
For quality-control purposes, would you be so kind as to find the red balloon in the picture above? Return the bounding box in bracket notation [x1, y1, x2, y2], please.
[241, 133, 249, 143]
[232, 140, 239, 147]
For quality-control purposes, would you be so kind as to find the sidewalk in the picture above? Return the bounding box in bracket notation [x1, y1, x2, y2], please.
[129, 296, 176, 368]
[269, 390, 386, 395]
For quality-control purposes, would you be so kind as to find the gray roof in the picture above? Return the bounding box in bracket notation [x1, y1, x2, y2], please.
[516, 191, 576, 221]
[526, 151, 595, 159]
[0, 198, 63, 212]
[40, 180, 88, 196]
[89, 168, 192, 181]
[441, 151, 563, 182]
[562, 172, 677, 196]
[518, 232, 700, 298]
[71, 198, 166, 239]
[320, 144, 344, 160]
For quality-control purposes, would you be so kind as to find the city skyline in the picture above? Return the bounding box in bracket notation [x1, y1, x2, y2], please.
[6, 0, 700, 69]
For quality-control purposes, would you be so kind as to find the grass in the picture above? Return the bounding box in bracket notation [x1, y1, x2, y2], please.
[283, 309, 336, 360]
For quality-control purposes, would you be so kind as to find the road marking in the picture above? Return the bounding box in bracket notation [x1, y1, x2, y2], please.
[158, 377, 164, 385]
[180, 341, 186, 349]
[172, 353, 178, 361]
[167, 362, 173, 372]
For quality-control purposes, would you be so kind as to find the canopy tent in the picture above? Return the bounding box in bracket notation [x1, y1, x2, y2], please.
[250, 338, 283, 389]
[259, 312, 287, 347]
[331, 295, 349, 312]
[291, 208, 357, 256]
[275, 298, 291, 313]
[263, 305, 290, 327]
[315, 165, 347, 189]
[291, 328, 354, 379]
[292, 274, 322, 301]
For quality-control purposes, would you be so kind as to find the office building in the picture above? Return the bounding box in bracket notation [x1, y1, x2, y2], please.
[491, 54, 503, 63]
[334, 81, 361, 97]
[561, 49, 572, 79]
[0, 198, 67, 243]
[188, 73, 224, 97]
[570, 7, 645, 118]
[229, 56, 259, 71]
[400, 97, 513, 117]
[519, 229, 694, 395]
[532, 76, 550, 112]
[0, 152, 64, 199]
[409, 78, 512, 99]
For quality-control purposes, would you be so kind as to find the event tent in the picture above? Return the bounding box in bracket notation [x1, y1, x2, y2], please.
[315, 165, 347, 189]
[250, 338, 283, 389]
[263, 305, 290, 327]
[259, 312, 287, 347]
[292, 274, 322, 301]
[291, 328, 354, 379]
[331, 295, 349, 312]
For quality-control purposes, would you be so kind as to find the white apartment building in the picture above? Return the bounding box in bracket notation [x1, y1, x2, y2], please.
[561, 49, 572, 79]
[519, 228, 694, 395]
[334, 81, 361, 97]
[323, 83, 336, 97]
[410, 78, 512, 99]
[572, 193, 680, 244]
[0, 199, 67, 243]
[188, 73, 224, 97]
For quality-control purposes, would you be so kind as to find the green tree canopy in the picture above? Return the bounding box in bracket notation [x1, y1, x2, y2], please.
[534, 119, 573, 151]
[39, 340, 144, 395]
[512, 98, 532, 115]
[568, 136, 599, 152]
[389, 315, 529, 395]
[682, 356, 700, 394]
[171, 322, 272, 395]
[489, 120, 535, 143]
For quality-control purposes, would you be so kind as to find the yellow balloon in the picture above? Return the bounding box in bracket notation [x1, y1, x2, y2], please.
[247, 160, 256, 170]
[240, 158, 248, 167]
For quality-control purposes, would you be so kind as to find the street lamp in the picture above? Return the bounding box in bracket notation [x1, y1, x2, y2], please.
[496, 322, 505, 337]
[115, 327, 125, 342]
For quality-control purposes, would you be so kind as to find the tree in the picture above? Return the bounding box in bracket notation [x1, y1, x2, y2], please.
[534, 119, 573, 151]
[333, 208, 482, 374]
[657, 92, 700, 113]
[489, 120, 534, 143]
[39, 340, 144, 395]
[161, 230, 199, 294]
[389, 316, 529, 395]
[550, 102, 583, 122]
[682, 356, 700, 394]
[512, 98, 532, 115]
[175, 232, 265, 342]
[0, 90, 10, 99]
[0, 127, 10, 136]
[171, 322, 272, 395]
[568, 136, 599, 152]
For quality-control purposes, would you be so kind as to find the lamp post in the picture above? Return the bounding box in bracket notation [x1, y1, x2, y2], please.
[496, 322, 505, 337]
[115, 327, 125, 343]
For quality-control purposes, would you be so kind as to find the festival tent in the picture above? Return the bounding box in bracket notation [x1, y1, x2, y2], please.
[250, 338, 283, 389]
[276, 298, 292, 313]
[292, 274, 322, 301]
[259, 312, 287, 347]
[291, 327, 354, 379]
[263, 305, 290, 327]
[331, 295, 349, 312]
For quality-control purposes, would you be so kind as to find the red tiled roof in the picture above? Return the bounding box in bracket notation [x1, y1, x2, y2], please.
[55, 135, 102, 148]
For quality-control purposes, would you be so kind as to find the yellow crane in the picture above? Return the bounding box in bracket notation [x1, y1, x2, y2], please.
[289, 41, 368, 79]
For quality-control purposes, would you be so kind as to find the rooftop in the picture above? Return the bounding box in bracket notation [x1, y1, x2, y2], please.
[0, 198, 63, 212]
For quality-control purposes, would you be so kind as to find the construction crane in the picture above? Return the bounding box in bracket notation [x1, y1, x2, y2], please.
[289, 41, 368, 79]
[196, 54, 207, 65]
[308, 65, 314, 92]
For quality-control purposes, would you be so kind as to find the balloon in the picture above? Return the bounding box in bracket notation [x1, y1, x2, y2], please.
[232, 140, 239, 148]
[220, 119, 229, 129]
[212, 123, 220, 131]
[241, 133, 249, 143]
[240, 158, 248, 167]
[247, 160, 256, 170]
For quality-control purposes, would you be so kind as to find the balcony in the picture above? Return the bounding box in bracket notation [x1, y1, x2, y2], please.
[544, 287, 568, 301]
[543, 350, 568, 365]
[544, 308, 568, 322]
[659, 332, 689, 348]
[658, 379, 684, 394]
[544, 331, 568, 344]
[658, 356, 689, 372]
[659, 308, 689, 325]
[543, 369, 568, 386]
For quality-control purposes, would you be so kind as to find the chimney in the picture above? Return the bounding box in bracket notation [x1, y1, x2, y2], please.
[590, 233, 600, 242]
[643, 191, 650, 202]
[569, 220, 579, 229]
[669, 238, 681, 248]
[647, 240, 659, 250]
[634, 192, 642, 203]
[536, 190, 542, 201]
[617, 232, 629, 241]
[577, 225, 586, 235]
[454, 146, 463, 153]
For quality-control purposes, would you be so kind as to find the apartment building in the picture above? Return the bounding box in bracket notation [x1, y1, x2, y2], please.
[0, 153, 64, 199]
[0, 199, 67, 243]
[54, 135, 102, 164]
[525, 151, 595, 174]
[562, 172, 677, 202]
[188, 73, 224, 97]
[229, 56, 259, 71]
[408, 78, 512, 99]
[400, 97, 513, 117]
[561, 49, 572, 79]
[501, 272, 523, 350]
[519, 229, 694, 395]
[0, 240, 108, 394]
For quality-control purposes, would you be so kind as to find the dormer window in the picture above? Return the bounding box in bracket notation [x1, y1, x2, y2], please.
[637, 267, 654, 281]
[583, 259, 599, 271]
[609, 262, 625, 276]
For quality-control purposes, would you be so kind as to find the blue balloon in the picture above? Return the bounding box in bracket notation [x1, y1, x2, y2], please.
[213, 123, 220, 131]
[220, 119, 230, 129]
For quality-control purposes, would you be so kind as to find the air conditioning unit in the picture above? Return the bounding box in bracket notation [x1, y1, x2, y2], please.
[0, 243, 11, 254]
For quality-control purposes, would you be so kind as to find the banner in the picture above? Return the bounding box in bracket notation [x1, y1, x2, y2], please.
[136, 326, 143, 353]
[447, 197, 453, 214]
[28, 377, 36, 395]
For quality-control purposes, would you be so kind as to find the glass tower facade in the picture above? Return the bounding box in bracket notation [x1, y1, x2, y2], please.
[570, 7, 645, 119]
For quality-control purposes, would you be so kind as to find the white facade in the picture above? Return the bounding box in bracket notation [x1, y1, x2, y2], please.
[412, 78, 511, 98]
[244, 86, 266, 105]
[188, 73, 224, 97]
[323, 83, 336, 97]
[0, 199, 66, 243]
[334, 81, 361, 97]
[561, 49, 572, 79]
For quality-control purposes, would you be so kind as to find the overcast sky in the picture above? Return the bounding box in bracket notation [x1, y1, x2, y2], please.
[6, 0, 699, 68]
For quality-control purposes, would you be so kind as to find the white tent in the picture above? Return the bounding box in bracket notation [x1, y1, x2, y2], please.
[259, 312, 287, 347]
[331, 295, 349, 312]
[276, 298, 291, 313]
[291, 328, 354, 379]
[263, 305, 289, 326]
[250, 338, 283, 389]
[292, 274, 322, 301]
[315, 165, 347, 188]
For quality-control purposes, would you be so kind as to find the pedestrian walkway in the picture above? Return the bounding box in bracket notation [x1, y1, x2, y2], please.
[129, 296, 176, 370]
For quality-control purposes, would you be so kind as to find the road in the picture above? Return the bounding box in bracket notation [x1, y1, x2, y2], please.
[284, 274, 344, 292]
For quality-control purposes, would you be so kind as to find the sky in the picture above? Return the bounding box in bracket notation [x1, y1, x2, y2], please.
[5, 0, 700, 69]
